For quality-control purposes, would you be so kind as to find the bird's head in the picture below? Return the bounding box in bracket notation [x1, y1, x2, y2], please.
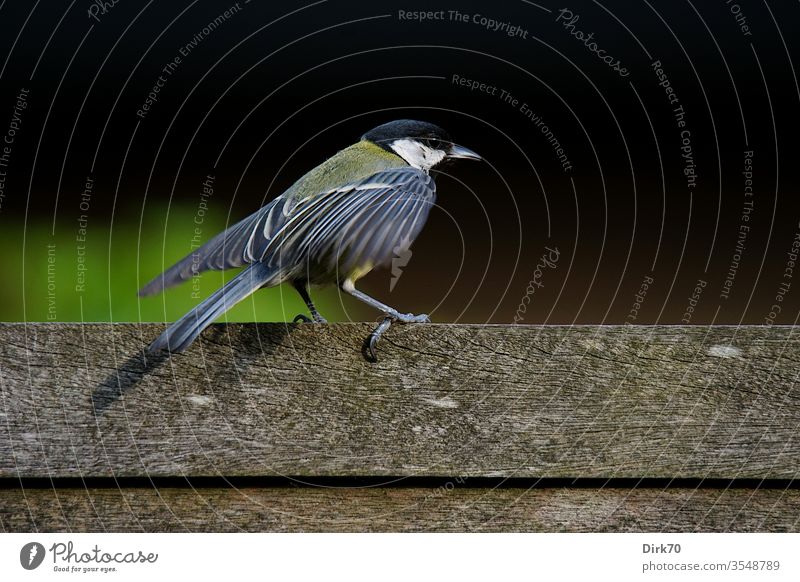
[362, 119, 481, 172]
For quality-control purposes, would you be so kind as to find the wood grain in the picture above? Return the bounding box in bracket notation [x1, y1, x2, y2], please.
[1, 323, 798, 479]
[1, 485, 797, 532]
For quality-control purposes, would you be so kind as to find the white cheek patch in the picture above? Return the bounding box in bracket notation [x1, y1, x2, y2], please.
[389, 139, 446, 171]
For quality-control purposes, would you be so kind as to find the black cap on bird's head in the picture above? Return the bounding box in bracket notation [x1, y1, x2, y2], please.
[363, 119, 452, 145]
[363, 119, 481, 172]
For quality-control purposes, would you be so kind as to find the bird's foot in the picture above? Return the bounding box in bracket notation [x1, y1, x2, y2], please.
[395, 312, 430, 324]
[364, 312, 430, 361]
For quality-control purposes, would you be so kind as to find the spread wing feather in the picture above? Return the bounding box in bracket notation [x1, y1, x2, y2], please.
[138, 198, 289, 297]
[258, 168, 436, 276]
[139, 167, 435, 296]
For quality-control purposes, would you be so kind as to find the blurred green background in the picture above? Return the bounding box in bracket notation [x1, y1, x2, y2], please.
[1, 204, 364, 323]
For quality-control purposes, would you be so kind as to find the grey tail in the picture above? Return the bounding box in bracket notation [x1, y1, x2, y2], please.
[147, 262, 276, 354]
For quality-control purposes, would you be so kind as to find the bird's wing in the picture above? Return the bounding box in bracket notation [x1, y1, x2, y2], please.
[256, 167, 436, 275]
[139, 168, 435, 296]
[138, 195, 291, 297]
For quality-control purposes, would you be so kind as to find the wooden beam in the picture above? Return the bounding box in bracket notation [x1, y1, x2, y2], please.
[2, 486, 797, 532]
[1, 323, 798, 479]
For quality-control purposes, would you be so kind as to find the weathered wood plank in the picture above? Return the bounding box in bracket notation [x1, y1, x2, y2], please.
[1, 323, 798, 478]
[1, 486, 797, 532]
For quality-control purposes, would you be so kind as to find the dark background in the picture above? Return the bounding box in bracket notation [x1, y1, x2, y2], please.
[0, 0, 798, 325]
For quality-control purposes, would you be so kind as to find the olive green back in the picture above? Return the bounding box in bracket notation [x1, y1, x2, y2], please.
[284, 140, 407, 201]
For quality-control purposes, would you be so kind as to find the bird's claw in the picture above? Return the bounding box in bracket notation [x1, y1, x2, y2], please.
[366, 334, 379, 362]
[364, 316, 394, 362]
[363, 313, 430, 361]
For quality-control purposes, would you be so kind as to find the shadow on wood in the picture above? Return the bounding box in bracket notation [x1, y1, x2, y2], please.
[91, 323, 296, 415]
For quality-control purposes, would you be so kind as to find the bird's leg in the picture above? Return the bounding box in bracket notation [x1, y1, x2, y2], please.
[341, 280, 430, 323]
[341, 279, 429, 361]
[292, 280, 327, 323]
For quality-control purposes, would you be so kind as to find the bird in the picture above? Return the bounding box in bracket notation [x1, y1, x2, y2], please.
[139, 119, 481, 359]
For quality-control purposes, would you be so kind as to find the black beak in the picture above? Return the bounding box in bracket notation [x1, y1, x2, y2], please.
[448, 143, 482, 161]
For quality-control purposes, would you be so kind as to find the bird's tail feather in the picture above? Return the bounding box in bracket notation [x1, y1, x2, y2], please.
[147, 262, 275, 353]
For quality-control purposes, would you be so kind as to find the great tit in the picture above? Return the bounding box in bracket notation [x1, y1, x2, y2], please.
[140, 119, 481, 359]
